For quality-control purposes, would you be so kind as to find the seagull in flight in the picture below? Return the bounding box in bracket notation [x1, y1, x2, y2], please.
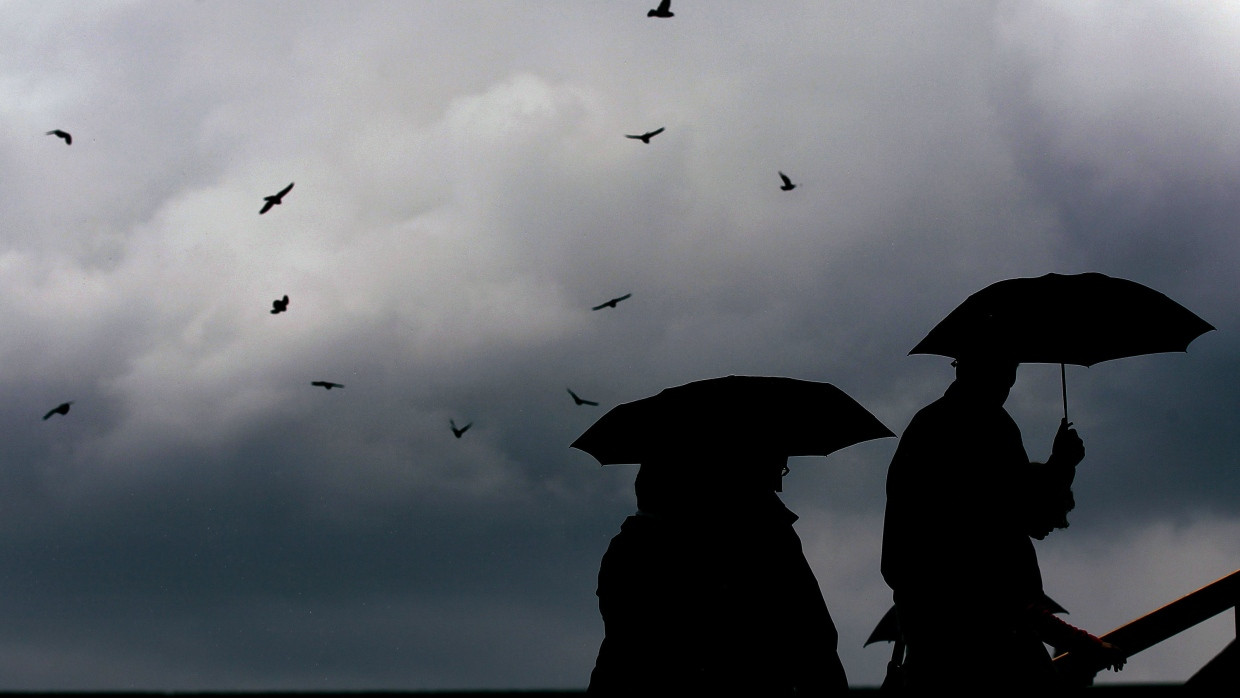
[648, 0, 674, 18]
[450, 419, 472, 439]
[625, 127, 665, 144]
[311, 381, 344, 390]
[779, 172, 797, 191]
[43, 401, 73, 420]
[592, 293, 632, 311]
[271, 295, 289, 314]
[46, 130, 72, 145]
[567, 388, 599, 406]
[260, 182, 294, 214]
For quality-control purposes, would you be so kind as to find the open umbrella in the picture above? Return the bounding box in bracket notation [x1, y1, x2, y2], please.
[909, 273, 1214, 418]
[570, 375, 893, 466]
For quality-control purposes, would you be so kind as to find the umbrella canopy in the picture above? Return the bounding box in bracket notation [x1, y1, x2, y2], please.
[570, 375, 893, 466]
[909, 273, 1214, 418]
[909, 272, 1213, 367]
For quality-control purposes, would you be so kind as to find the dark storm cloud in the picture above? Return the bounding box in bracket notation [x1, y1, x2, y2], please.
[1, 0, 1237, 690]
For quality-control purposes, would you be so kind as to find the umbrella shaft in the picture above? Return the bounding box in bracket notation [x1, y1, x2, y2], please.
[1061, 363, 1068, 421]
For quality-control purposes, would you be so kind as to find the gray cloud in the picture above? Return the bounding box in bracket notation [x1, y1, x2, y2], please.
[1, 1, 1236, 690]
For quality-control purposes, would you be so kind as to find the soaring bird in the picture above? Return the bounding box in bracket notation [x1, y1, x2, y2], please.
[648, 0, 674, 18]
[625, 127, 665, 144]
[271, 295, 289, 314]
[46, 130, 72, 145]
[592, 293, 632, 311]
[43, 401, 73, 420]
[567, 388, 599, 406]
[311, 381, 344, 390]
[259, 182, 294, 214]
[779, 171, 797, 191]
[450, 419, 472, 439]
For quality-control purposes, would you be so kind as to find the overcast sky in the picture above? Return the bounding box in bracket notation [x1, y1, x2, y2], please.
[2, 0, 1238, 690]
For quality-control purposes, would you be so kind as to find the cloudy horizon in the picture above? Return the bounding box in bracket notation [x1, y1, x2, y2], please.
[2, 1, 1238, 690]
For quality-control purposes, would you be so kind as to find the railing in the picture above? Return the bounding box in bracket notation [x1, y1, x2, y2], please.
[1053, 568, 1239, 686]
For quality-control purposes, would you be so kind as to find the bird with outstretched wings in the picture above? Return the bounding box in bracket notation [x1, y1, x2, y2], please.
[625, 127, 664, 144]
[260, 182, 295, 214]
[648, 0, 673, 18]
[567, 388, 599, 406]
[42, 401, 73, 420]
[450, 419, 472, 438]
[311, 381, 344, 390]
[592, 293, 632, 311]
[779, 171, 797, 191]
[46, 130, 72, 145]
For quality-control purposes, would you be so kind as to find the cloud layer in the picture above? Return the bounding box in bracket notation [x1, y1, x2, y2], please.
[1, 1, 1236, 689]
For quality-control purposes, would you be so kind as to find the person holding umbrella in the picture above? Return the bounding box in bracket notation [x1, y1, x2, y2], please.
[881, 350, 1130, 688]
[882, 272, 1211, 687]
[573, 376, 893, 696]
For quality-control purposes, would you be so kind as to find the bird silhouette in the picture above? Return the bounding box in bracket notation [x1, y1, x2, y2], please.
[648, 0, 674, 18]
[592, 293, 632, 311]
[311, 381, 344, 390]
[46, 130, 72, 145]
[625, 127, 665, 144]
[450, 419, 473, 438]
[567, 388, 599, 406]
[271, 295, 289, 314]
[42, 401, 73, 420]
[259, 182, 294, 214]
[779, 171, 797, 191]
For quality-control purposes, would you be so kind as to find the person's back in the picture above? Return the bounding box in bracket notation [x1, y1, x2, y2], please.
[588, 456, 848, 696]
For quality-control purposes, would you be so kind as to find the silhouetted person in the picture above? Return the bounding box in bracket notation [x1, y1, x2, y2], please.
[588, 447, 848, 696]
[271, 295, 289, 314]
[875, 459, 1124, 688]
[42, 401, 73, 420]
[881, 352, 1122, 689]
[46, 129, 72, 145]
[260, 182, 294, 214]
[567, 388, 599, 406]
[625, 127, 664, 144]
[779, 171, 797, 191]
[592, 293, 631, 310]
[647, 0, 674, 18]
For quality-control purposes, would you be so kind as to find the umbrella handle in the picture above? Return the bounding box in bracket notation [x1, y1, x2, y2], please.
[1061, 363, 1068, 421]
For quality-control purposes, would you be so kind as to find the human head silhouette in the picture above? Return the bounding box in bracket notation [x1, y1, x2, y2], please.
[952, 334, 1019, 405]
[634, 447, 788, 517]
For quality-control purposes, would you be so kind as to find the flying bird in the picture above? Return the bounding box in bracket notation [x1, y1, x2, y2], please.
[42, 401, 73, 420]
[779, 172, 797, 191]
[625, 127, 665, 144]
[648, 0, 674, 18]
[311, 381, 344, 390]
[450, 419, 472, 439]
[46, 130, 72, 145]
[271, 295, 289, 314]
[567, 388, 599, 406]
[259, 182, 294, 214]
[592, 293, 632, 311]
